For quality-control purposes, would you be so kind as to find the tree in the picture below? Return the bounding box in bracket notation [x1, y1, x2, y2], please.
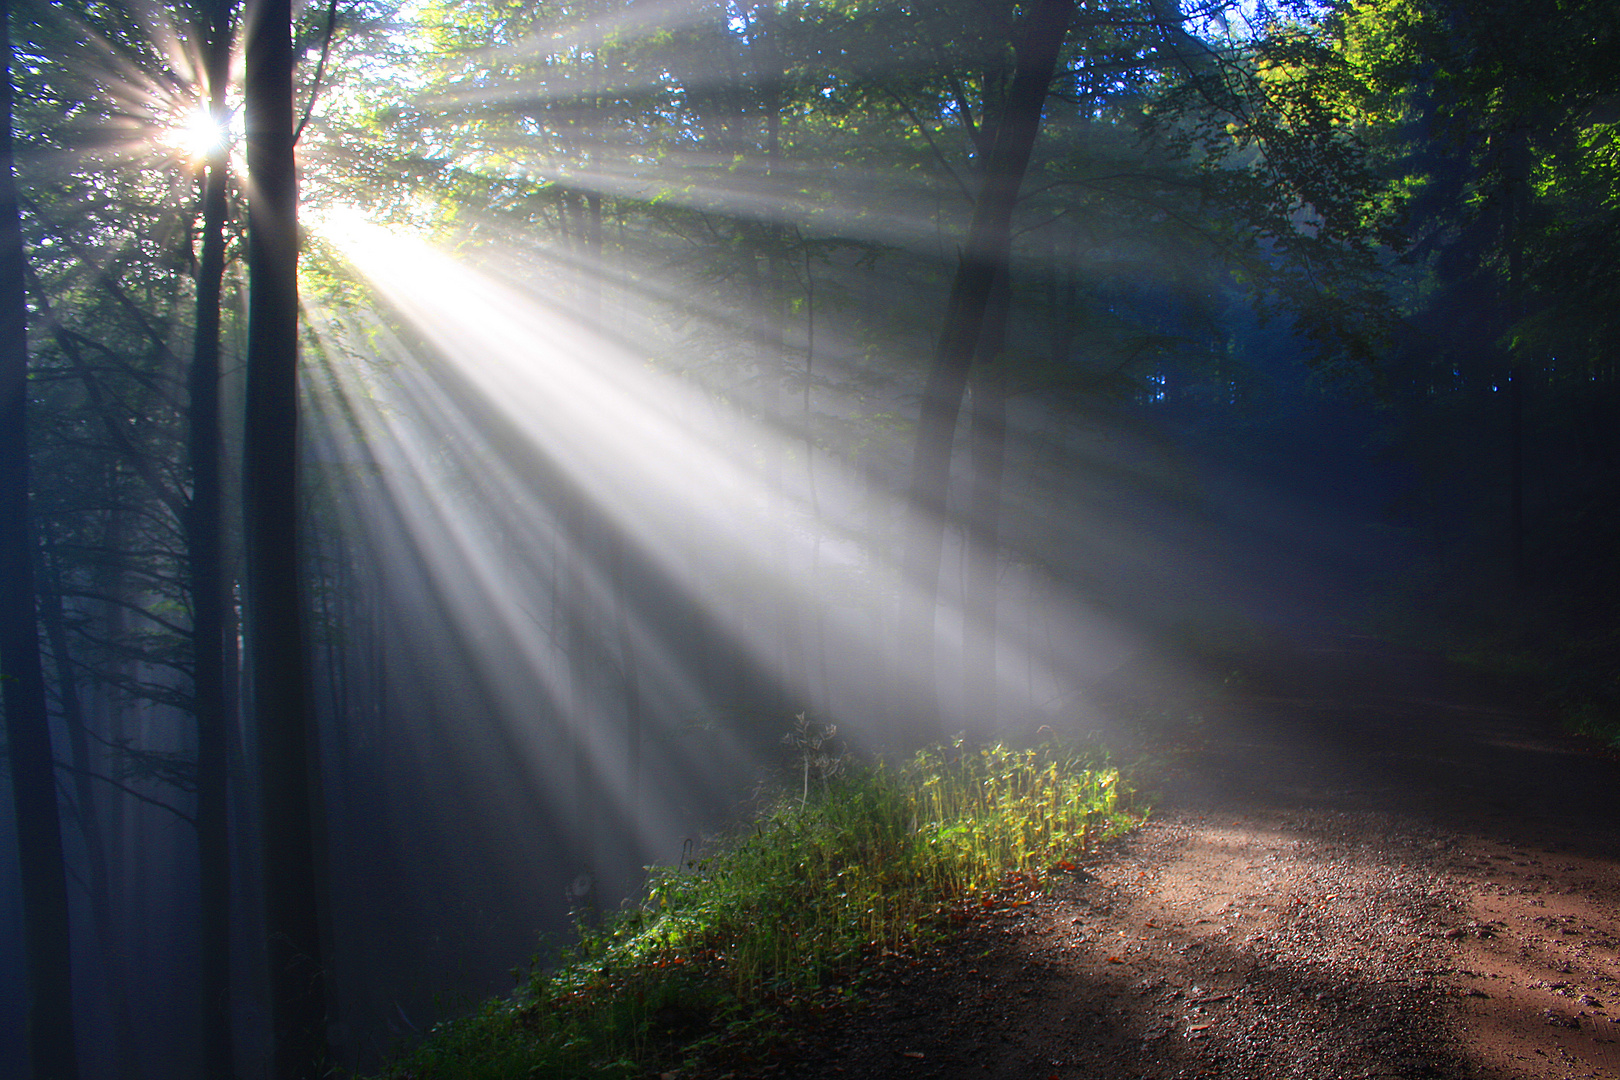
[0, 1, 81, 1076]
[1324, 0, 1620, 596]
[900, 0, 1075, 741]
[189, 1, 237, 1074]
[243, 0, 329, 1075]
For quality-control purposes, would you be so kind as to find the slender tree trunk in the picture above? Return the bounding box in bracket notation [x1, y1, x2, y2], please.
[962, 268, 1011, 743]
[562, 483, 600, 916]
[588, 191, 645, 808]
[561, 186, 602, 917]
[191, 2, 236, 1075]
[243, 1, 327, 1076]
[608, 532, 641, 808]
[1502, 123, 1530, 589]
[0, 3, 79, 1076]
[757, 3, 805, 715]
[37, 539, 140, 1080]
[1508, 367, 1524, 585]
[900, 0, 1073, 743]
[801, 241, 831, 713]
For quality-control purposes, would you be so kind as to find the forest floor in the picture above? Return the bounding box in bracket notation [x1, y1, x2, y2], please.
[687, 635, 1620, 1080]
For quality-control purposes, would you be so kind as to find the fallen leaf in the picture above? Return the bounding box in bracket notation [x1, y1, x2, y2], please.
[901, 1050, 925, 1059]
[1105, 956, 1124, 964]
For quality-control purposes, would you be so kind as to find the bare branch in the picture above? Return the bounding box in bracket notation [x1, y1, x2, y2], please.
[54, 762, 197, 829]
[294, 0, 342, 145]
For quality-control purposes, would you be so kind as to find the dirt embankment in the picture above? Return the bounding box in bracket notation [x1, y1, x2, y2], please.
[735, 637, 1620, 1080]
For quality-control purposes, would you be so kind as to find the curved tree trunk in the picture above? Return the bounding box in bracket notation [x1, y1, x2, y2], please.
[900, 0, 1074, 744]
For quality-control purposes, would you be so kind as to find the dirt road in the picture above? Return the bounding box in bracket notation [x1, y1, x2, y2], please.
[761, 636, 1620, 1080]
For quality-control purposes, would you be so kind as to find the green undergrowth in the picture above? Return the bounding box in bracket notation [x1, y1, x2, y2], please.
[374, 739, 1141, 1079]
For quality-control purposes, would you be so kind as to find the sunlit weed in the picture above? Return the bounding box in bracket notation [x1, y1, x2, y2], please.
[374, 733, 1143, 1079]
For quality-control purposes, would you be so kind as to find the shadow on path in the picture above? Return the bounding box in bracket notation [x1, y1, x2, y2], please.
[1149, 634, 1620, 860]
[743, 635, 1620, 1080]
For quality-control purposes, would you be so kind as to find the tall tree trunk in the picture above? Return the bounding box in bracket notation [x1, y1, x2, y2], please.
[752, 1, 805, 716]
[37, 539, 140, 1080]
[0, 2, 80, 1076]
[962, 268, 1011, 743]
[243, 1, 327, 1076]
[561, 477, 601, 916]
[608, 530, 641, 811]
[900, 0, 1073, 743]
[1502, 122, 1530, 589]
[1508, 366, 1524, 585]
[560, 186, 603, 917]
[592, 193, 645, 810]
[190, 1, 236, 1075]
[801, 240, 832, 712]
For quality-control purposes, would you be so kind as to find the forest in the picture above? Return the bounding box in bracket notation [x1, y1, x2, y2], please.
[1, 0, 1617, 1078]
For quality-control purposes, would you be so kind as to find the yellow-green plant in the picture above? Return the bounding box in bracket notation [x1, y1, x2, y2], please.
[376, 738, 1140, 1079]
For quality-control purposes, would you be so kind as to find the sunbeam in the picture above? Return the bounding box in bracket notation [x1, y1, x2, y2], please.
[298, 209, 1142, 904]
[19, 2, 1577, 1076]
[306, 209, 1072, 730]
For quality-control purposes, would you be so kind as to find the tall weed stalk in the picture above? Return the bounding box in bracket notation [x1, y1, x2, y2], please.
[379, 738, 1139, 1079]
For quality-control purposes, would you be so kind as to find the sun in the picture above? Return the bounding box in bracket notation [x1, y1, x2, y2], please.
[164, 104, 228, 162]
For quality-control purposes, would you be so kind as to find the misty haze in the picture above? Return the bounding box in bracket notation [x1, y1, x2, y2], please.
[2, 2, 1617, 1080]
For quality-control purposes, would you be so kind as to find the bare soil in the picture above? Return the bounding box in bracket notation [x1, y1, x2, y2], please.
[692, 636, 1620, 1080]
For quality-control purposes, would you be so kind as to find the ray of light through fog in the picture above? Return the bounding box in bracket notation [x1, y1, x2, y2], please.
[5, 2, 1575, 1077]
[302, 208, 1142, 881]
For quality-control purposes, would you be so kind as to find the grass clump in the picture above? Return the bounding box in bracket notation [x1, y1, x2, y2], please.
[377, 736, 1140, 1079]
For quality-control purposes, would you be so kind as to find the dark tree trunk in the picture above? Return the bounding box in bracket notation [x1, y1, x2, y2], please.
[37, 539, 140, 1080]
[0, 2, 80, 1076]
[1508, 367, 1524, 586]
[23, 241, 176, 1080]
[1502, 123, 1530, 589]
[962, 268, 1011, 743]
[900, 0, 1073, 743]
[243, 1, 328, 1076]
[190, 1, 236, 1075]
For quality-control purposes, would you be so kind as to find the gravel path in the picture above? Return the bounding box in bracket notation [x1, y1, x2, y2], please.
[712, 637, 1620, 1080]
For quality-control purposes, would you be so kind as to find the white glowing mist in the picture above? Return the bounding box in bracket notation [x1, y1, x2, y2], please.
[302, 210, 1134, 880]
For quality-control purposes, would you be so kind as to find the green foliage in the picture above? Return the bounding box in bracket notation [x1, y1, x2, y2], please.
[374, 737, 1140, 1079]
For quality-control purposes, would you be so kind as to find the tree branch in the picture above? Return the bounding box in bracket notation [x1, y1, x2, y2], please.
[882, 88, 974, 205]
[54, 762, 197, 829]
[293, 0, 342, 145]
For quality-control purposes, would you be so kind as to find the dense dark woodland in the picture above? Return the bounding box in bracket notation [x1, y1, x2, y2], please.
[0, 0, 1616, 1077]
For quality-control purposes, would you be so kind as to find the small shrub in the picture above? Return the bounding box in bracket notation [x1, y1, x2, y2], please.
[376, 737, 1141, 1079]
